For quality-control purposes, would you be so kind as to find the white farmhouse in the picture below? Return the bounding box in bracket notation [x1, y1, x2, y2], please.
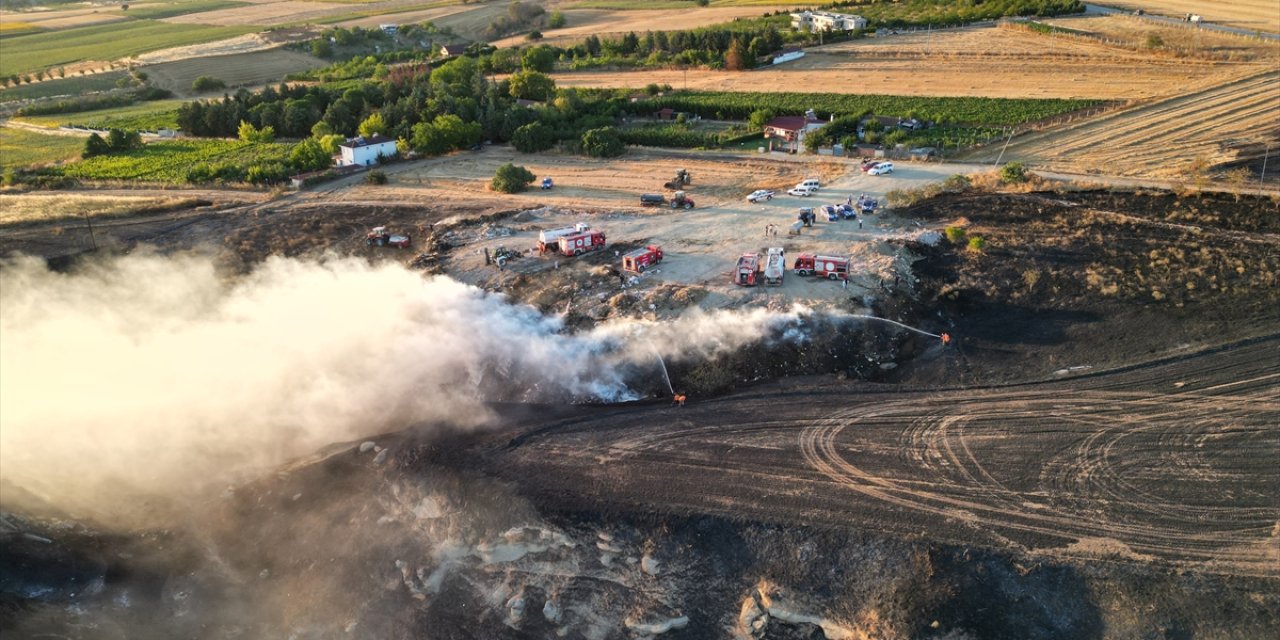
[339, 134, 397, 167]
[791, 11, 867, 32]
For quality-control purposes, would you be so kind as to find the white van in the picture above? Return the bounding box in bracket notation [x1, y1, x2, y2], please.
[798, 179, 821, 190]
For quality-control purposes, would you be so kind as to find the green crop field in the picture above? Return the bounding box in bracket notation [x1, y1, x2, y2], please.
[52, 139, 294, 183]
[0, 19, 258, 77]
[125, 0, 250, 20]
[0, 72, 129, 103]
[0, 127, 86, 170]
[15, 100, 184, 132]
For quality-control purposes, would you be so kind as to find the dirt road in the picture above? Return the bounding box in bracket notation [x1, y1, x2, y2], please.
[480, 335, 1280, 577]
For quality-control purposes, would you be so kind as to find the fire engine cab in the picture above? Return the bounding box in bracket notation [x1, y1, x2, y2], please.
[794, 253, 851, 280]
[558, 230, 607, 256]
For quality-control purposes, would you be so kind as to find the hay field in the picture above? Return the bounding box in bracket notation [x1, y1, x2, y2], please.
[1095, 0, 1279, 34]
[142, 48, 327, 96]
[489, 6, 793, 48]
[963, 69, 1280, 178]
[552, 24, 1271, 100]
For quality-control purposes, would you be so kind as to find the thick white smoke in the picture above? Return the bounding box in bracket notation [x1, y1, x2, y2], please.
[0, 252, 818, 523]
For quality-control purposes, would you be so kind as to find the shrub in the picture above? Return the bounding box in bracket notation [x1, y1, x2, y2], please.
[966, 235, 987, 253]
[581, 127, 625, 158]
[999, 161, 1027, 183]
[191, 75, 226, 92]
[491, 163, 535, 193]
[942, 174, 972, 192]
[83, 133, 110, 158]
[548, 11, 566, 28]
[364, 169, 388, 185]
[944, 226, 967, 245]
[526, 30, 543, 41]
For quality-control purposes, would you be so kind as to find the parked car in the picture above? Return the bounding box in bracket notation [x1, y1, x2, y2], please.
[860, 160, 882, 172]
[788, 185, 816, 197]
[746, 189, 775, 203]
[868, 162, 895, 175]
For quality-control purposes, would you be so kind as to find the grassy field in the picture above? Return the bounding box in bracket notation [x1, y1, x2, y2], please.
[0, 127, 86, 170]
[0, 19, 258, 77]
[0, 194, 206, 226]
[14, 100, 184, 132]
[52, 139, 294, 183]
[125, 0, 251, 20]
[143, 49, 326, 97]
[0, 72, 129, 103]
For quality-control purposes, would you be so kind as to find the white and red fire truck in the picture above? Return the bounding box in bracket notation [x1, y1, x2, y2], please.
[558, 230, 607, 256]
[734, 253, 761, 286]
[622, 245, 664, 272]
[794, 253, 851, 280]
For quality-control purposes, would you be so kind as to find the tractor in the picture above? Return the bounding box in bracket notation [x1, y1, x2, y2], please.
[663, 168, 692, 190]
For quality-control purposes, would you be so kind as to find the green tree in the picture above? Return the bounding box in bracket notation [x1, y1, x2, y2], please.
[410, 114, 481, 155]
[521, 46, 557, 73]
[106, 128, 142, 152]
[238, 120, 275, 143]
[548, 11, 566, 28]
[526, 30, 543, 41]
[491, 163, 535, 193]
[508, 70, 555, 101]
[318, 134, 346, 154]
[581, 127, 624, 158]
[748, 108, 775, 130]
[290, 138, 332, 171]
[358, 112, 388, 138]
[311, 120, 334, 138]
[311, 39, 333, 58]
[83, 133, 110, 158]
[510, 122, 553, 153]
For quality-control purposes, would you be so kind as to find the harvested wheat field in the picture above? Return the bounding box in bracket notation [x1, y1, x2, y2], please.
[142, 48, 327, 96]
[162, 1, 345, 26]
[489, 6, 793, 48]
[1041, 14, 1280, 59]
[1095, 0, 1280, 34]
[553, 23, 1271, 100]
[964, 69, 1280, 178]
[0, 7, 127, 31]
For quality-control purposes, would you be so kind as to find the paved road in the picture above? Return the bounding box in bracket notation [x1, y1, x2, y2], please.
[480, 335, 1280, 577]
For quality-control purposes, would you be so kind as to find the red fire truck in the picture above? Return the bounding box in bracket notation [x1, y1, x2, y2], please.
[794, 253, 851, 280]
[734, 253, 761, 286]
[558, 230, 607, 256]
[622, 245, 664, 272]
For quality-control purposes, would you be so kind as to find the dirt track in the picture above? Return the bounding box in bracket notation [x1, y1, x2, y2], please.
[481, 335, 1280, 577]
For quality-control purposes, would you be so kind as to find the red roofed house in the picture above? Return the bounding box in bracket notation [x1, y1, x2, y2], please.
[762, 113, 825, 153]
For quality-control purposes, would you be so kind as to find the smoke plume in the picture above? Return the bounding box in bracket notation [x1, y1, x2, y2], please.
[0, 252, 818, 523]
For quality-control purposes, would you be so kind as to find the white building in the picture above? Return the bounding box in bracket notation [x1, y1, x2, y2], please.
[339, 134, 397, 167]
[791, 11, 867, 32]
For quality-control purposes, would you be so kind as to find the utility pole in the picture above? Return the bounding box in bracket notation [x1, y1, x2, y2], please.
[84, 212, 97, 251]
[1261, 143, 1271, 190]
[994, 127, 1014, 167]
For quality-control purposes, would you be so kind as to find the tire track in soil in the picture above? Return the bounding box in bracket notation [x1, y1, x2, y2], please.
[488, 337, 1280, 577]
